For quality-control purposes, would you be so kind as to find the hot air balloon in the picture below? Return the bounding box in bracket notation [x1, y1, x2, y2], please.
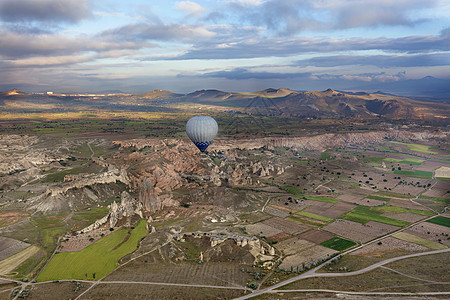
[186, 116, 218, 152]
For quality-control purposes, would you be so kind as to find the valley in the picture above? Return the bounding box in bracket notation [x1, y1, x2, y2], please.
[0, 88, 449, 299]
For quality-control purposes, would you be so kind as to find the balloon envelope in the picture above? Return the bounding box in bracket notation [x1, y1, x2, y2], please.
[186, 116, 218, 152]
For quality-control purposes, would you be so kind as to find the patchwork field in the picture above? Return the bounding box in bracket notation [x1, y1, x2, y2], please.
[381, 211, 428, 222]
[341, 205, 410, 227]
[104, 249, 259, 287]
[303, 201, 355, 219]
[323, 220, 400, 243]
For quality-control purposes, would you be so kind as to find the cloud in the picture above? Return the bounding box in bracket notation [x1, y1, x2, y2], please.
[321, 0, 433, 29]
[100, 23, 215, 42]
[176, 1, 206, 17]
[0, 30, 154, 59]
[0, 0, 92, 24]
[296, 53, 450, 68]
[199, 67, 312, 80]
[221, 0, 440, 35]
[152, 33, 449, 61]
[6, 55, 91, 67]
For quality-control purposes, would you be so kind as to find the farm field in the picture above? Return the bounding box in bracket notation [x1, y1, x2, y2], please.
[405, 222, 450, 245]
[275, 237, 315, 256]
[104, 250, 260, 287]
[0, 245, 40, 276]
[0, 211, 29, 228]
[0, 111, 449, 300]
[280, 266, 449, 293]
[262, 217, 310, 235]
[305, 201, 355, 219]
[394, 169, 433, 179]
[323, 220, 400, 243]
[352, 236, 428, 255]
[341, 205, 410, 227]
[294, 211, 333, 223]
[36, 220, 147, 281]
[388, 141, 438, 154]
[426, 216, 450, 227]
[320, 237, 357, 251]
[26, 281, 93, 300]
[0, 237, 30, 261]
[298, 229, 335, 244]
[278, 245, 337, 270]
[392, 232, 447, 250]
[80, 283, 245, 300]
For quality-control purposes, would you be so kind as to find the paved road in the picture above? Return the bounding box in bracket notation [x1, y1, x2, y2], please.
[234, 248, 450, 299]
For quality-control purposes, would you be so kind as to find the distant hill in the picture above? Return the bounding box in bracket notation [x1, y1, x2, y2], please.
[0, 87, 448, 120]
[0, 89, 28, 96]
[136, 89, 182, 101]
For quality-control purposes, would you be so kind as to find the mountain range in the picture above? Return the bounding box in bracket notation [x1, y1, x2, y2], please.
[1, 88, 449, 120]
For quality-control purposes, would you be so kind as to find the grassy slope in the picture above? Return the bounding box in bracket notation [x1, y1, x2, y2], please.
[37, 220, 147, 282]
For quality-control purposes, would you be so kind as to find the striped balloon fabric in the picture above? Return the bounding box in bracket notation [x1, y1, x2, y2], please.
[186, 116, 218, 152]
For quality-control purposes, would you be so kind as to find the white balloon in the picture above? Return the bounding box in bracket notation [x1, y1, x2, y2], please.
[186, 116, 218, 152]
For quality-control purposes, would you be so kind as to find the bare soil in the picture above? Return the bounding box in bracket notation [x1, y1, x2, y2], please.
[299, 229, 335, 244]
[80, 283, 244, 300]
[278, 245, 337, 270]
[405, 222, 450, 245]
[322, 220, 400, 243]
[262, 217, 310, 235]
[352, 236, 428, 256]
[0, 236, 30, 261]
[275, 237, 315, 256]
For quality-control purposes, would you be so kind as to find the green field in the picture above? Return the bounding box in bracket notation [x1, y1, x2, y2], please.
[281, 185, 303, 195]
[301, 196, 339, 204]
[436, 177, 450, 181]
[426, 216, 450, 228]
[389, 141, 437, 154]
[31, 214, 68, 250]
[393, 170, 433, 179]
[366, 156, 424, 166]
[320, 237, 357, 251]
[295, 211, 334, 222]
[37, 220, 148, 282]
[341, 206, 409, 227]
[370, 205, 434, 216]
[319, 150, 331, 160]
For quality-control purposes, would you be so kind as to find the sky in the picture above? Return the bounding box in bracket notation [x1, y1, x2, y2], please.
[0, 0, 449, 95]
